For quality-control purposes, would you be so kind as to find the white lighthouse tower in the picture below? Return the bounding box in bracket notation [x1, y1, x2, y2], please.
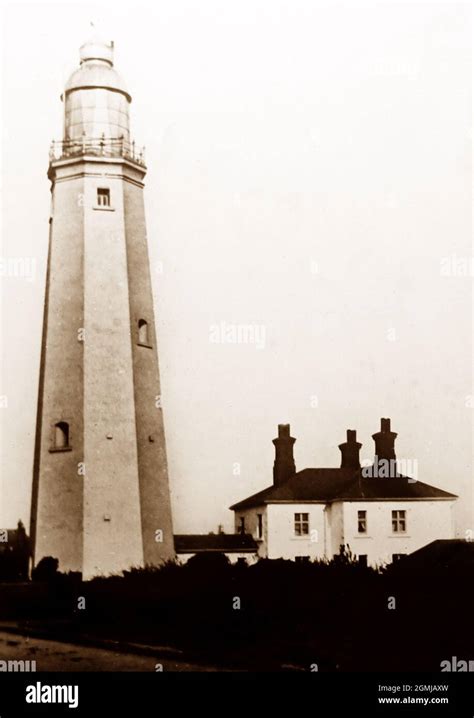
[30, 38, 175, 578]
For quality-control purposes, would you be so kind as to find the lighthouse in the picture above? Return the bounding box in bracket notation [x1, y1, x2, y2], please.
[30, 38, 175, 578]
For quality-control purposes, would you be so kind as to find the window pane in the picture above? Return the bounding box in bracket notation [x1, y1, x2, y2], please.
[97, 188, 110, 207]
[54, 421, 69, 449]
[138, 319, 149, 344]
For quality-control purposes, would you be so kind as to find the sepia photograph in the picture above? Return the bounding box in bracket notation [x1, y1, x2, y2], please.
[0, 0, 472, 713]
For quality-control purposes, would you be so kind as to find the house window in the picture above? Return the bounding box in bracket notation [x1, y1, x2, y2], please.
[54, 421, 69, 449]
[238, 516, 245, 534]
[357, 510, 367, 534]
[257, 513, 263, 539]
[392, 510, 406, 533]
[138, 319, 149, 345]
[294, 513, 309, 536]
[97, 188, 110, 207]
[358, 555, 368, 567]
[295, 556, 310, 563]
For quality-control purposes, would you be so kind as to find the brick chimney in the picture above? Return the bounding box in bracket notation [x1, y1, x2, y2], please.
[372, 418, 397, 461]
[338, 429, 362, 469]
[272, 424, 296, 486]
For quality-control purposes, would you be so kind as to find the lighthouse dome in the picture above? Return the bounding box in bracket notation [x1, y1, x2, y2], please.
[63, 38, 131, 141]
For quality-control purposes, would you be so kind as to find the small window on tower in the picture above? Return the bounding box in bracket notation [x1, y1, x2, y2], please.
[97, 188, 110, 207]
[52, 421, 70, 450]
[138, 319, 150, 346]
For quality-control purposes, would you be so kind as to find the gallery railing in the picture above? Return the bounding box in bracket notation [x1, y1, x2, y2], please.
[49, 137, 146, 166]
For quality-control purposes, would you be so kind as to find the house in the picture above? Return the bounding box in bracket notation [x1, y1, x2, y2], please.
[0, 521, 30, 580]
[230, 419, 457, 567]
[175, 532, 258, 564]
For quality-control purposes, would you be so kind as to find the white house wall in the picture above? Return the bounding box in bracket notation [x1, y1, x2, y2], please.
[234, 498, 456, 566]
[266, 503, 327, 560]
[327, 501, 344, 557]
[338, 499, 456, 567]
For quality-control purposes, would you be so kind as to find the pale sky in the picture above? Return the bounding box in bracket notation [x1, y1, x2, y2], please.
[1, 0, 472, 536]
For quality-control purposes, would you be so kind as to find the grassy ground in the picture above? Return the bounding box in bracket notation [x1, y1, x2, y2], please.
[0, 554, 472, 671]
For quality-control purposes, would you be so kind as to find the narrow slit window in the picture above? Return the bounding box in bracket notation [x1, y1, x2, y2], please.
[357, 510, 367, 534]
[97, 188, 110, 207]
[54, 421, 69, 449]
[138, 319, 149, 345]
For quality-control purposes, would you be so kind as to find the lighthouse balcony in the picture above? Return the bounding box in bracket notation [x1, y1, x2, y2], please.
[49, 136, 146, 167]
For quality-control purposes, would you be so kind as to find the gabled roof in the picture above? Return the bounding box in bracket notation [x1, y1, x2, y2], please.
[230, 468, 457, 511]
[174, 533, 258, 553]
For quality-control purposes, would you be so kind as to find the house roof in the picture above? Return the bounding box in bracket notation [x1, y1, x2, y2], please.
[394, 539, 474, 570]
[0, 527, 29, 554]
[229, 468, 457, 511]
[174, 533, 258, 554]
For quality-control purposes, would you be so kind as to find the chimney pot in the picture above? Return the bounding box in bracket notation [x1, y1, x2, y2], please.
[272, 424, 296, 486]
[339, 429, 362, 469]
[372, 418, 397, 461]
[381, 418, 391, 432]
